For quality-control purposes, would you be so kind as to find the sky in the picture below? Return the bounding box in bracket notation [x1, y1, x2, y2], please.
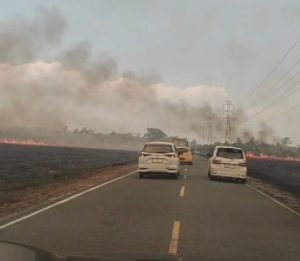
[0, 0, 300, 144]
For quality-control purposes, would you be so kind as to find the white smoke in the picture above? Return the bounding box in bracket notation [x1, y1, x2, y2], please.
[0, 6, 233, 141]
[0, 61, 229, 139]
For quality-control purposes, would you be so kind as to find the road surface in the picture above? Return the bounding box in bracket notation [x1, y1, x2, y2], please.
[0, 156, 300, 260]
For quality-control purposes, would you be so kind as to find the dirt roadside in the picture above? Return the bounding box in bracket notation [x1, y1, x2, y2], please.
[247, 176, 300, 215]
[0, 162, 137, 225]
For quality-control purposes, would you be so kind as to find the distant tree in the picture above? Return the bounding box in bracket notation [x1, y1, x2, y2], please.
[143, 128, 167, 141]
[281, 137, 293, 147]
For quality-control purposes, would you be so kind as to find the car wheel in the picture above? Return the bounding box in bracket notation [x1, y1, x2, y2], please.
[139, 173, 144, 179]
[208, 172, 214, 180]
[240, 179, 246, 184]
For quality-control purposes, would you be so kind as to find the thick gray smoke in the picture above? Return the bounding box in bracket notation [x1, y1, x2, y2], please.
[238, 123, 280, 144]
[241, 129, 254, 143]
[257, 122, 280, 144]
[59, 42, 117, 84]
[0, 60, 230, 140]
[0, 7, 252, 143]
[122, 70, 163, 86]
[0, 6, 66, 64]
[230, 106, 248, 141]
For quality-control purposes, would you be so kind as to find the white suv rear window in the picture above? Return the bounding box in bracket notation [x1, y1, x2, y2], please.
[143, 144, 173, 153]
[216, 148, 244, 159]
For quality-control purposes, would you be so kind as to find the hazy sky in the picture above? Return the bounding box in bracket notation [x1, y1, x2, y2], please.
[1, 0, 300, 143]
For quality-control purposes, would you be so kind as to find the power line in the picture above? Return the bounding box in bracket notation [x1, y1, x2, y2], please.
[248, 78, 300, 119]
[247, 58, 300, 108]
[241, 36, 300, 103]
[265, 102, 300, 123]
[244, 100, 300, 126]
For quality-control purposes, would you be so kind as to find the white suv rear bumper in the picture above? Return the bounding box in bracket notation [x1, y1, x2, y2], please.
[138, 163, 179, 174]
[211, 167, 247, 179]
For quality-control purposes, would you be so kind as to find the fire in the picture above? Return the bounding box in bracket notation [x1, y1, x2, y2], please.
[0, 139, 50, 146]
[0, 139, 93, 149]
[246, 152, 300, 162]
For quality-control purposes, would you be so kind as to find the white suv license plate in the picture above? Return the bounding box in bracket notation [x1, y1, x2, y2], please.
[152, 159, 163, 163]
[224, 164, 235, 169]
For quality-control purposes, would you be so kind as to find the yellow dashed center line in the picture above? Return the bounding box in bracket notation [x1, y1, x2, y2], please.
[168, 221, 181, 255]
[179, 186, 185, 197]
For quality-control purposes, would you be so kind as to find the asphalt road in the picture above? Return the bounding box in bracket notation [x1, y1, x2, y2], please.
[0, 156, 300, 260]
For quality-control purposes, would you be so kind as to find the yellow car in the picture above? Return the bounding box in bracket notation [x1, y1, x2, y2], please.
[177, 147, 193, 165]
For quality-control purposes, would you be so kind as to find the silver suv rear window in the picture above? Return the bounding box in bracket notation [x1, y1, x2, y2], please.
[216, 148, 244, 159]
[143, 144, 173, 153]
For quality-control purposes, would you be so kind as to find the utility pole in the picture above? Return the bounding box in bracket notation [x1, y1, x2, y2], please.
[200, 126, 204, 144]
[207, 116, 213, 145]
[223, 100, 234, 144]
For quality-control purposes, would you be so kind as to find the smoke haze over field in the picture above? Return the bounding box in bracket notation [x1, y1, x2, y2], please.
[0, 61, 231, 140]
[0, 7, 231, 141]
[0, 6, 293, 144]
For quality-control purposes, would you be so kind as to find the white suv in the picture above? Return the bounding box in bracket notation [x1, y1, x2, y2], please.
[138, 142, 180, 179]
[208, 146, 247, 183]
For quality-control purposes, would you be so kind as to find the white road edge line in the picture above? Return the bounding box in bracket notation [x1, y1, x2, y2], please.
[246, 184, 300, 217]
[0, 170, 138, 230]
[179, 186, 185, 197]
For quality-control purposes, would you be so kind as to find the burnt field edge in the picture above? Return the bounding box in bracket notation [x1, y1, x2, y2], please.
[0, 162, 137, 226]
[0, 143, 139, 192]
[246, 158, 300, 197]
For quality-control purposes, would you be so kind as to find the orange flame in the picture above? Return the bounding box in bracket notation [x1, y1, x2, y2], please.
[246, 152, 300, 162]
[0, 139, 63, 147]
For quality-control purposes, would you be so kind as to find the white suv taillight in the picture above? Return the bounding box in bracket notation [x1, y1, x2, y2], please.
[238, 162, 247, 167]
[166, 153, 177, 159]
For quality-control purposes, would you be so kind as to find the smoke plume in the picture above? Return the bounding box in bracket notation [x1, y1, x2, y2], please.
[0, 6, 66, 64]
[0, 7, 249, 142]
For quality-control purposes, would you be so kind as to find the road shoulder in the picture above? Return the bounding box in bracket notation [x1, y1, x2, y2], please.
[0, 163, 137, 225]
[247, 176, 300, 215]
